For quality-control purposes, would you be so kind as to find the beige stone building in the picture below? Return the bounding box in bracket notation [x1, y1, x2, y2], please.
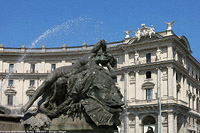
[0, 24, 200, 133]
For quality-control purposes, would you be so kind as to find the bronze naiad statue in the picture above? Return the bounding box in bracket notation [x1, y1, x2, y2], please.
[21, 40, 124, 131]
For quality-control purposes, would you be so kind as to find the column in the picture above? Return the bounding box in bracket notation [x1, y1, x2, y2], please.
[181, 75, 185, 102]
[21, 61, 24, 73]
[135, 70, 139, 100]
[124, 72, 128, 105]
[0, 79, 2, 104]
[183, 77, 187, 102]
[22, 79, 25, 105]
[167, 66, 173, 98]
[157, 68, 162, 133]
[168, 112, 174, 133]
[124, 72, 128, 133]
[167, 45, 173, 60]
[0, 60, 3, 72]
[174, 113, 177, 132]
[135, 115, 140, 133]
[123, 110, 128, 133]
[179, 74, 183, 101]
[157, 114, 162, 133]
[157, 68, 161, 98]
[173, 69, 177, 99]
[194, 89, 197, 111]
[42, 61, 45, 73]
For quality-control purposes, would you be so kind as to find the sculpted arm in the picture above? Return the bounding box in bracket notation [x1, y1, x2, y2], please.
[90, 39, 107, 56]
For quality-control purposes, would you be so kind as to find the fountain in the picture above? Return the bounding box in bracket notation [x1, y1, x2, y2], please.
[0, 17, 124, 132]
[19, 40, 123, 132]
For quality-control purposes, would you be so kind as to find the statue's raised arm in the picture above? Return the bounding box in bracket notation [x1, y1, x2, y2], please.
[91, 39, 107, 54]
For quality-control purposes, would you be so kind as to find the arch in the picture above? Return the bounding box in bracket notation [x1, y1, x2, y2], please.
[179, 36, 192, 53]
[142, 115, 156, 125]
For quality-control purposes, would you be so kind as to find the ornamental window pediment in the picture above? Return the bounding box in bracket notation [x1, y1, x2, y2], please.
[142, 82, 155, 89]
[5, 89, 17, 95]
[26, 89, 35, 96]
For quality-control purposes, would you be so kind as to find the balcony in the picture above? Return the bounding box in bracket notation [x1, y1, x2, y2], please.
[26, 70, 38, 73]
[5, 69, 17, 73]
[129, 99, 158, 106]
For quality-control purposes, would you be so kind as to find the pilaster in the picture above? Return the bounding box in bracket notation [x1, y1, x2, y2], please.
[157, 113, 162, 133]
[157, 68, 162, 133]
[174, 113, 177, 132]
[168, 112, 174, 133]
[42, 61, 45, 73]
[0, 79, 2, 104]
[0, 60, 2, 72]
[167, 66, 173, 98]
[167, 45, 173, 60]
[21, 61, 24, 73]
[157, 68, 161, 98]
[135, 115, 140, 133]
[180, 75, 184, 101]
[135, 70, 139, 100]
[22, 79, 25, 105]
[173, 69, 176, 99]
[124, 50, 129, 66]
[123, 72, 128, 133]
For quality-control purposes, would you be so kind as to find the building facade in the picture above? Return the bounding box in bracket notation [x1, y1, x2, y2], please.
[0, 24, 200, 133]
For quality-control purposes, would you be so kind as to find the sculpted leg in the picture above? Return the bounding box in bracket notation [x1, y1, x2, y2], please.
[21, 73, 59, 113]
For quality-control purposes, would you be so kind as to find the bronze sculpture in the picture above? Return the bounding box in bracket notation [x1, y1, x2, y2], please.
[21, 40, 123, 130]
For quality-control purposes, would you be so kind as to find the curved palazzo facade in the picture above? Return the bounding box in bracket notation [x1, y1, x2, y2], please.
[0, 27, 200, 133]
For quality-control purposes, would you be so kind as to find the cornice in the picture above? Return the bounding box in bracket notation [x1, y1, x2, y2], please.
[119, 35, 175, 50]
[0, 73, 48, 79]
[116, 60, 175, 74]
[128, 103, 190, 115]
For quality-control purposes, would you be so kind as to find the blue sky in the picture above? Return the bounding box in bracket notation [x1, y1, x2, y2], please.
[0, 0, 200, 60]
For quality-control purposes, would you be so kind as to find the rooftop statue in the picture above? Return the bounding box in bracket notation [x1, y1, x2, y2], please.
[133, 24, 155, 41]
[165, 20, 175, 30]
[124, 29, 132, 39]
[21, 40, 124, 131]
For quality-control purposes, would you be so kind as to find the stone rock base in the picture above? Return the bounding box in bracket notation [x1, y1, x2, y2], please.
[49, 114, 118, 133]
[0, 114, 119, 133]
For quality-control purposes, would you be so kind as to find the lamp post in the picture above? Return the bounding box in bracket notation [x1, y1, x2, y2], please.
[158, 68, 162, 133]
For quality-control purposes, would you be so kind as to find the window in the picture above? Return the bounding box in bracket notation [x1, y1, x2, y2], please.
[8, 80, 13, 87]
[146, 89, 152, 100]
[146, 71, 151, 79]
[7, 95, 13, 105]
[114, 77, 117, 83]
[9, 64, 14, 72]
[176, 73, 178, 81]
[146, 53, 151, 63]
[30, 64, 35, 73]
[29, 95, 33, 101]
[51, 64, 56, 71]
[192, 98, 194, 110]
[189, 97, 191, 108]
[30, 80, 35, 87]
